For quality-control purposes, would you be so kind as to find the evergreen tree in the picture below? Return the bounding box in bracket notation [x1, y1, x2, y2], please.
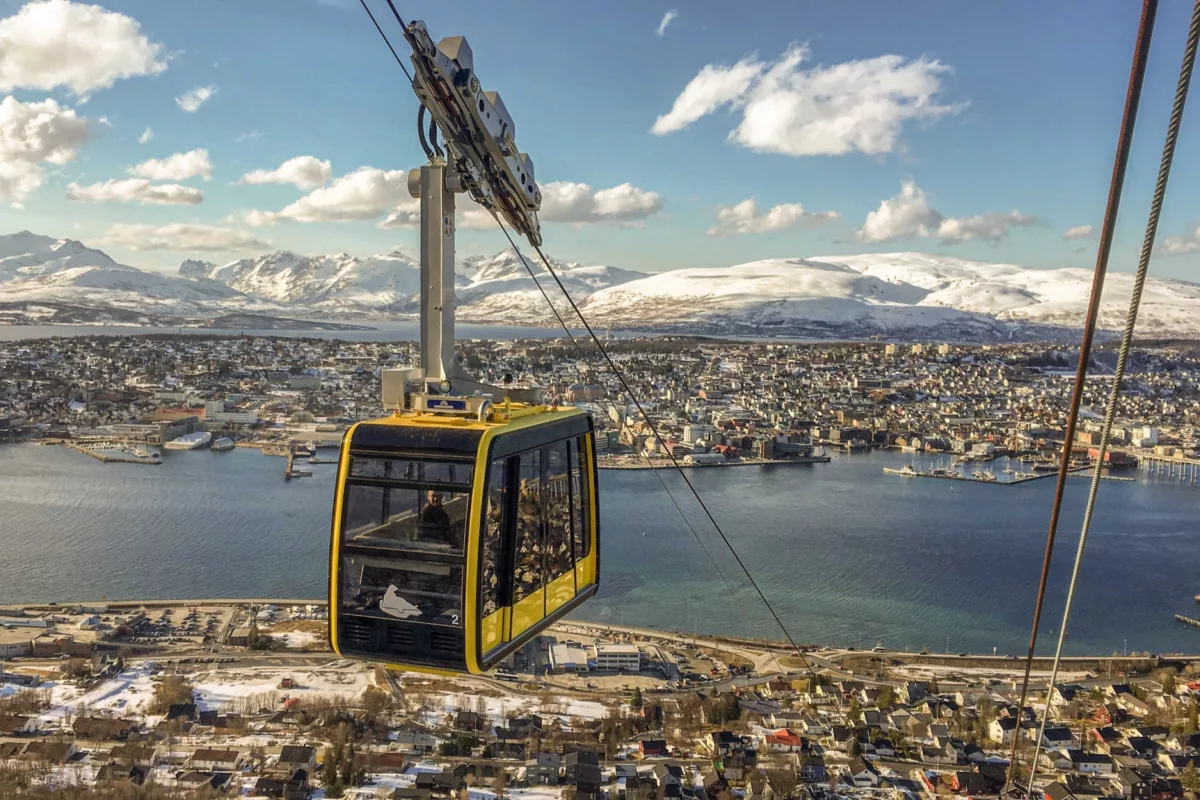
[1182, 763, 1200, 792]
[631, 687, 644, 709]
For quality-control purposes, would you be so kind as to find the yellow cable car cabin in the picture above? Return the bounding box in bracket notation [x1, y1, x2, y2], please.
[328, 403, 598, 674]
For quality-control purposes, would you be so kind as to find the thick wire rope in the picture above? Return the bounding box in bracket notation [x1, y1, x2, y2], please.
[486, 211, 774, 648]
[358, 0, 414, 83]
[1023, 2, 1199, 793]
[365, 0, 810, 676]
[525, 237, 815, 673]
[1003, 0, 1159, 792]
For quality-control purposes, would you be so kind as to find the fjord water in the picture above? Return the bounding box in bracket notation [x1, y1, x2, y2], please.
[1, 442, 1197, 655]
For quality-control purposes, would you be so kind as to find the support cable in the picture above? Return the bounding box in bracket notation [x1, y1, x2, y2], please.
[357, 0, 414, 84]
[487, 211, 773, 647]
[1003, 0, 1158, 792]
[1023, 1, 1199, 794]
[526, 236, 813, 671]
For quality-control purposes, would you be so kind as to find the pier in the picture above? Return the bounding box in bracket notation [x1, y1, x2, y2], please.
[1114, 449, 1200, 485]
[56, 441, 160, 466]
[1175, 614, 1200, 629]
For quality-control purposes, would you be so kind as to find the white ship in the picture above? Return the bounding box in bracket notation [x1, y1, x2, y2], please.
[211, 437, 235, 452]
[163, 431, 213, 451]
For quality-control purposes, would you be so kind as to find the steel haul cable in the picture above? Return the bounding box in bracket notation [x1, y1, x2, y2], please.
[1022, 1, 1200, 793]
[486, 211, 773, 648]
[1003, 0, 1159, 793]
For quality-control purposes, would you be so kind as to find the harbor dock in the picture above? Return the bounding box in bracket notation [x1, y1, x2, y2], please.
[52, 440, 160, 466]
[1175, 614, 1200, 629]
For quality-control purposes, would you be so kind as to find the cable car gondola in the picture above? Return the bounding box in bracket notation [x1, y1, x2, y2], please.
[329, 401, 598, 674]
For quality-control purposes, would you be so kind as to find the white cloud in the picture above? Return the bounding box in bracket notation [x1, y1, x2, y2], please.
[0, 0, 169, 96]
[238, 155, 332, 190]
[98, 223, 268, 252]
[651, 55, 764, 135]
[653, 44, 961, 156]
[0, 95, 91, 205]
[1160, 225, 1200, 255]
[235, 130, 262, 144]
[378, 181, 663, 230]
[857, 181, 942, 243]
[176, 85, 216, 113]
[128, 148, 212, 181]
[244, 166, 408, 225]
[248, 168, 662, 231]
[707, 197, 838, 236]
[656, 10, 679, 37]
[137, 126, 153, 144]
[1062, 224, 1095, 240]
[936, 211, 1037, 242]
[857, 180, 1036, 244]
[66, 178, 202, 205]
[541, 181, 662, 224]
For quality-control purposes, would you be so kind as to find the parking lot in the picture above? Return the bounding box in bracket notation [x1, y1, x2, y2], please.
[123, 605, 236, 649]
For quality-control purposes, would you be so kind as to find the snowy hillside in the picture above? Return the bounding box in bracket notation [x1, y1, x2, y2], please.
[184, 249, 422, 309]
[0, 231, 265, 317]
[3, 230, 1199, 340]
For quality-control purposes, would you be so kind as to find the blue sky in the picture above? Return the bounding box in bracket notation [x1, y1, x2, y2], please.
[1, 0, 1199, 279]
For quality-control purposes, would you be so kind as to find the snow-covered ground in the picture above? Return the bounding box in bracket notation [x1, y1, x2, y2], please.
[191, 664, 375, 710]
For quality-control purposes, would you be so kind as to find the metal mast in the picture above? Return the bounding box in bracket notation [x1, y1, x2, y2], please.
[380, 21, 544, 412]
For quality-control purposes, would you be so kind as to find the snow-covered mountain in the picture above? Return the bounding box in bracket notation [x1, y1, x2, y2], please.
[575, 253, 1200, 339]
[182, 249, 422, 309]
[0, 231, 254, 317]
[3, 229, 1199, 340]
[455, 249, 648, 322]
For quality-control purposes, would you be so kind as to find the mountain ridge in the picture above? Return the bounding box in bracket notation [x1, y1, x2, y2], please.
[0, 231, 1197, 340]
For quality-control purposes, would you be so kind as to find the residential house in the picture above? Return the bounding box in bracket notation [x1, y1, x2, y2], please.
[106, 744, 155, 766]
[563, 750, 600, 783]
[871, 738, 896, 758]
[721, 747, 757, 781]
[20, 740, 76, 764]
[766, 711, 806, 729]
[0, 714, 36, 735]
[1112, 768, 1154, 800]
[1124, 737, 1159, 760]
[277, 745, 317, 776]
[166, 702, 197, 721]
[456, 711, 486, 733]
[900, 682, 929, 704]
[356, 751, 411, 774]
[95, 763, 148, 786]
[176, 772, 234, 792]
[254, 769, 311, 800]
[1056, 749, 1114, 775]
[639, 739, 668, 758]
[1041, 726, 1076, 750]
[393, 729, 439, 754]
[189, 748, 242, 772]
[73, 716, 134, 740]
[798, 753, 826, 783]
[846, 757, 880, 788]
[525, 752, 561, 785]
[989, 717, 1026, 746]
[765, 729, 805, 753]
[652, 763, 684, 792]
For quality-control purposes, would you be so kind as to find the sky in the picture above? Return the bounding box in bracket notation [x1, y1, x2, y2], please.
[2, 0, 1200, 279]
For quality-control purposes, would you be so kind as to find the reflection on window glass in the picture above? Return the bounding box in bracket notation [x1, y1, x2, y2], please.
[340, 553, 462, 626]
[349, 457, 473, 485]
[513, 449, 543, 602]
[570, 437, 591, 560]
[481, 458, 508, 617]
[545, 441, 573, 581]
[343, 483, 467, 552]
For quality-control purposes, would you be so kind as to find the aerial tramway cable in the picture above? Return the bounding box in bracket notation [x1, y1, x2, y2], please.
[1020, 1, 1200, 793]
[356, 0, 788, 659]
[1004, 0, 1161, 792]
